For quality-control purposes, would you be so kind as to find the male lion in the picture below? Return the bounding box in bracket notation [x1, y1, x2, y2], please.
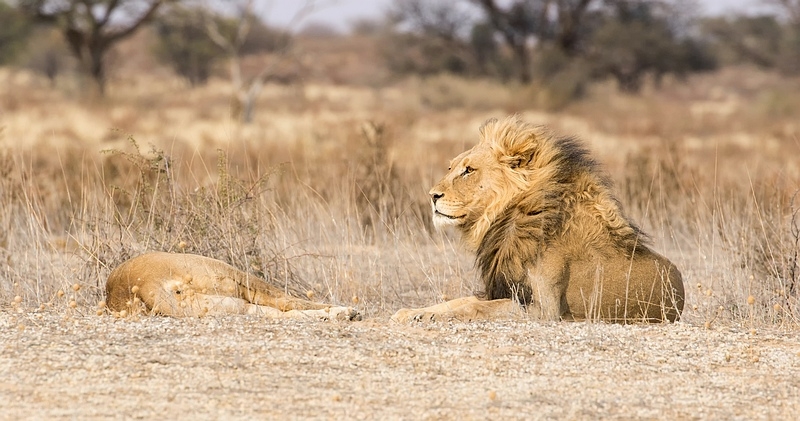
[393, 116, 685, 323]
[106, 252, 360, 320]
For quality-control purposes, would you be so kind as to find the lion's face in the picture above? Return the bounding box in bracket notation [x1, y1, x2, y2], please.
[428, 118, 547, 248]
[428, 145, 488, 226]
[429, 143, 509, 230]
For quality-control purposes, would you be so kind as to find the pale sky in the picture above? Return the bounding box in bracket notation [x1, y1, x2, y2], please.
[256, 0, 393, 32]
[253, 0, 772, 33]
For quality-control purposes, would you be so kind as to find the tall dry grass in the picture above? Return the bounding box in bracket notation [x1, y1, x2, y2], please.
[1, 66, 798, 328]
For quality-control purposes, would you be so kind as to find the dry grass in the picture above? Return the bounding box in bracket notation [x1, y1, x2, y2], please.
[1, 64, 799, 329]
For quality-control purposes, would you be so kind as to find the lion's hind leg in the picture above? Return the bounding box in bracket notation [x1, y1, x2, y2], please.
[392, 297, 522, 323]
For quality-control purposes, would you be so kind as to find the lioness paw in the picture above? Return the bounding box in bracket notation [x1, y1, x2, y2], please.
[390, 308, 414, 323]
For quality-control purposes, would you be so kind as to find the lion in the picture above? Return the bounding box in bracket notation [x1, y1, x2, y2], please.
[106, 252, 360, 320]
[393, 116, 685, 323]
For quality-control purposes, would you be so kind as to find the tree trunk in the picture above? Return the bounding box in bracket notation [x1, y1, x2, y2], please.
[513, 44, 531, 84]
[241, 79, 265, 124]
[90, 47, 106, 96]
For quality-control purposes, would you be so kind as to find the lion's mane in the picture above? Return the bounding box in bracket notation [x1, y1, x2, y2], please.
[470, 117, 650, 303]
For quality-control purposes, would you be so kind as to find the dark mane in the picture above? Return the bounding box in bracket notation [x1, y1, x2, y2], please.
[475, 133, 648, 301]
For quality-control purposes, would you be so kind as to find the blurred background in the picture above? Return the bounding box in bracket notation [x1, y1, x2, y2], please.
[3, 1, 798, 109]
[1, 0, 799, 326]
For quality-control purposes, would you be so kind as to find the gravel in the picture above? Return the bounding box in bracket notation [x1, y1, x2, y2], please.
[2, 310, 799, 420]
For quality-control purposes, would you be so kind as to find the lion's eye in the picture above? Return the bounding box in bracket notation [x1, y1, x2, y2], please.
[462, 166, 475, 176]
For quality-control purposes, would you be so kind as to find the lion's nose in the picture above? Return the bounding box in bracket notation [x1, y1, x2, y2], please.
[431, 192, 443, 204]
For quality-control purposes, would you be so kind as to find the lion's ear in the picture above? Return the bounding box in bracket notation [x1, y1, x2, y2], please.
[508, 153, 533, 170]
[504, 139, 536, 169]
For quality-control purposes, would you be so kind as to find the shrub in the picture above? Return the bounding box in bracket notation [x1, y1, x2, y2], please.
[0, 1, 32, 65]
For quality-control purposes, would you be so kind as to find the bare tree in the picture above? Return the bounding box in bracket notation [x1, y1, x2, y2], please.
[203, 0, 313, 123]
[21, 0, 170, 95]
[393, 0, 474, 43]
[473, 0, 595, 83]
[554, 0, 594, 54]
[387, 0, 478, 76]
[474, 0, 546, 83]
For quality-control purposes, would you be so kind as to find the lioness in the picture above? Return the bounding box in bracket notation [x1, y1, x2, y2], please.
[106, 252, 360, 320]
[393, 116, 685, 323]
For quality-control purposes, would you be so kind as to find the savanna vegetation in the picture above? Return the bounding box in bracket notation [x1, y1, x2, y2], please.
[1, 0, 799, 330]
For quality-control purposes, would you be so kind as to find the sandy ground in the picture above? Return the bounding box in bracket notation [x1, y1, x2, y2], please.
[1, 311, 799, 420]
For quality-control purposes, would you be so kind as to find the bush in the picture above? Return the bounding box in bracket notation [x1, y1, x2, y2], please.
[152, 7, 225, 86]
[153, 6, 291, 86]
[381, 31, 470, 77]
[529, 47, 589, 110]
[22, 27, 74, 86]
[0, 1, 32, 65]
[588, 2, 717, 93]
[94, 137, 314, 297]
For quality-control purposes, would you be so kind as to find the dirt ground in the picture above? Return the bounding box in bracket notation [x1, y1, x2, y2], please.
[1, 311, 799, 420]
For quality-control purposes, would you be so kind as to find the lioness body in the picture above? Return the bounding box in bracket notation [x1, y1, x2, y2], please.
[106, 252, 359, 320]
[393, 116, 684, 323]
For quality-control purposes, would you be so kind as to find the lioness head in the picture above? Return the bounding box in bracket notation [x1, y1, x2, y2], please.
[430, 117, 556, 248]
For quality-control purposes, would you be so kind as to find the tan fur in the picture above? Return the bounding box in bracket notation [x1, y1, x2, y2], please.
[393, 116, 685, 323]
[106, 252, 360, 320]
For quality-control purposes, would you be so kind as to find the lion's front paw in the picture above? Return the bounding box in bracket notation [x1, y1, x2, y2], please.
[392, 308, 451, 323]
[327, 306, 362, 321]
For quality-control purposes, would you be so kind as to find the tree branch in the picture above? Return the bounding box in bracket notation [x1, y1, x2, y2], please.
[98, 0, 121, 27]
[233, 0, 255, 48]
[204, 9, 234, 52]
[107, 0, 166, 43]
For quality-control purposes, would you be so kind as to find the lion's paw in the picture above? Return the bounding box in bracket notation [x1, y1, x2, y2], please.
[392, 308, 453, 323]
[326, 306, 362, 321]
